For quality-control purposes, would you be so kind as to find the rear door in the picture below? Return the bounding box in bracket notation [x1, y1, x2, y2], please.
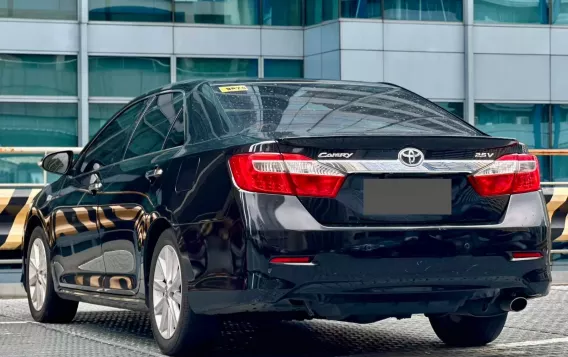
[97, 91, 185, 295]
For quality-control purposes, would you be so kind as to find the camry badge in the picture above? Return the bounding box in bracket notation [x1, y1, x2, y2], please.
[398, 148, 424, 167]
[318, 152, 354, 159]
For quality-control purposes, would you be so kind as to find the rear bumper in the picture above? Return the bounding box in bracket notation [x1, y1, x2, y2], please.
[189, 190, 551, 319]
[189, 254, 550, 319]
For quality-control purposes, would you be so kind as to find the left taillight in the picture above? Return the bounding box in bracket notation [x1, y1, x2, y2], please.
[468, 154, 541, 197]
[228, 153, 345, 198]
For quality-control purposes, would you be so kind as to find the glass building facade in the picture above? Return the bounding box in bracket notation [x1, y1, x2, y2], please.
[0, 0, 567, 184]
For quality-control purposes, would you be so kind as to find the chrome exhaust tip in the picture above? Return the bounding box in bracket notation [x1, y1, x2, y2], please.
[500, 297, 528, 312]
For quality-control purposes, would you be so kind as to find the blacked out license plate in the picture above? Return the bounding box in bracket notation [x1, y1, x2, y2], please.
[363, 179, 452, 215]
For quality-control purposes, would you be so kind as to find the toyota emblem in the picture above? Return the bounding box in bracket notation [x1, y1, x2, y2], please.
[398, 148, 424, 167]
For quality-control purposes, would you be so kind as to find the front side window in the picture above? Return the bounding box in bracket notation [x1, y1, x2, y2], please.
[124, 92, 184, 159]
[79, 99, 149, 173]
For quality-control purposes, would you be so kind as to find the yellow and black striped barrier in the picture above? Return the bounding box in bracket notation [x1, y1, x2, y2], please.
[0, 188, 41, 252]
[0, 187, 565, 253]
[0, 149, 566, 257]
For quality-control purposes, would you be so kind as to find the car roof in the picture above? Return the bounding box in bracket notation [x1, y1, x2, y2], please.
[131, 78, 400, 102]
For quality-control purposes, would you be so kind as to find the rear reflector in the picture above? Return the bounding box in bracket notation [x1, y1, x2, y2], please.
[468, 154, 540, 196]
[270, 256, 313, 264]
[511, 252, 543, 261]
[228, 153, 345, 198]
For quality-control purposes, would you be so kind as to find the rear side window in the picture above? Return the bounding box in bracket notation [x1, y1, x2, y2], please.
[124, 92, 184, 159]
[80, 99, 148, 173]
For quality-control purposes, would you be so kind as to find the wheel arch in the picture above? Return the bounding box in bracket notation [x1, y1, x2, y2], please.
[143, 217, 173, 304]
[21, 212, 47, 288]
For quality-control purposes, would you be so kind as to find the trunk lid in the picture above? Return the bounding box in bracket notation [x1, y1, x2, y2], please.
[276, 135, 523, 226]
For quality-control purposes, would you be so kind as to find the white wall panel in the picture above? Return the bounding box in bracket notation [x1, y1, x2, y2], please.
[89, 24, 173, 54]
[0, 21, 78, 53]
[384, 51, 464, 100]
[261, 29, 303, 57]
[551, 56, 568, 101]
[552, 28, 568, 55]
[340, 21, 383, 50]
[321, 21, 340, 53]
[322, 50, 341, 80]
[305, 54, 322, 79]
[304, 26, 322, 56]
[341, 50, 383, 82]
[474, 54, 550, 101]
[474, 26, 550, 55]
[174, 26, 260, 56]
[384, 23, 463, 53]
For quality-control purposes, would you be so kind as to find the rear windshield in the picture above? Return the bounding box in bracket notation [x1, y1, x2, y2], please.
[208, 82, 483, 140]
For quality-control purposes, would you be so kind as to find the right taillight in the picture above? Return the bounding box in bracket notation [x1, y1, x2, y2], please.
[468, 154, 540, 197]
[228, 152, 345, 198]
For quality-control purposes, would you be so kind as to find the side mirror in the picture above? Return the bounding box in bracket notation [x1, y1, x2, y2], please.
[39, 151, 74, 176]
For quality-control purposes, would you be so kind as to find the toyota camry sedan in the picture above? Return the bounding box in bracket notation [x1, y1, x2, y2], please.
[22, 79, 551, 356]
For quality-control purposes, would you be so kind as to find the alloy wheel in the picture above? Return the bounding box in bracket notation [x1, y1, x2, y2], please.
[28, 238, 48, 311]
[152, 245, 182, 340]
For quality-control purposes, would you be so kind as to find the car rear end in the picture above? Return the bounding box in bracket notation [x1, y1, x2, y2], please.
[207, 80, 551, 323]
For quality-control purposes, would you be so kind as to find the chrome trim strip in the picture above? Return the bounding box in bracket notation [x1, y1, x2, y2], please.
[318, 159, 494, 174]
[511, 257, 543, 262]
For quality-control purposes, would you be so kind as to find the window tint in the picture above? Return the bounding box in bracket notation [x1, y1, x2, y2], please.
[163, 109, 185, 150]
[80, 99, 148, 173]
[186, 91, 214, 144]
[210, 82, 482, 138]
[201, 85, 235, 137]
[124, 92, 184, 159]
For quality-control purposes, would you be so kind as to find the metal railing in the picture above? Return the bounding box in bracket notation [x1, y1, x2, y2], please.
[0, 259, 22, 265]
[0, 147, 565, 263]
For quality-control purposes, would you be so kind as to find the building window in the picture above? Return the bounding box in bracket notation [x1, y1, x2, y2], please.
[305, 0, 340, 26]
[553, 0, 568, 24]
[435, 102, 464, 119]
[552, 104, 568, 181]
[177, 58, 258, 81]
[173, 0, 260, 25]
[264, 59, 304, 78]
[384, 0, 463, 22]
[340, 0, 382, 19]
[0, 0, 77, 21]
[89, 103, 125, 139]
[0, 102, 78, 183]
[0, 102, 78, 147]
[475, 103, 550, 181]
[474, 0, 549, 24]
[89, 0, 173, 22]
[0, 54, 77, 97]
[263, 0, 302, 25]
[89, 57, 171, 98]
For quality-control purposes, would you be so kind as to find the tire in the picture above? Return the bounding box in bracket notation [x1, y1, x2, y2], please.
[149, 229, 219, 356]
[429, 313, 508, 347]
[25, 227, 78, 323]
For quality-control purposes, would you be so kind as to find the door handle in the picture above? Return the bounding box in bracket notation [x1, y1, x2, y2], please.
[145, 167, 163, 182]
[88, 175, 102, 195]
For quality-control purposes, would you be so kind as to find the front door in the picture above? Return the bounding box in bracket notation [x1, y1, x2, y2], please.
[62, 96, 151, 293]
[51, 172, 102, 291]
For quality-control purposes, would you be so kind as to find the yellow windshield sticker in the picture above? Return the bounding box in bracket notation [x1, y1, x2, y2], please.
[218, 85, 248, 93]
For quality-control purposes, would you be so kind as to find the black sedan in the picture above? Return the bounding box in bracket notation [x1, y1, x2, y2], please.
[21, 79, 551, 356]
